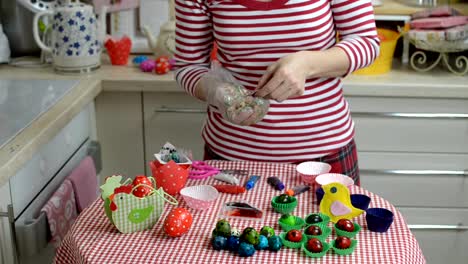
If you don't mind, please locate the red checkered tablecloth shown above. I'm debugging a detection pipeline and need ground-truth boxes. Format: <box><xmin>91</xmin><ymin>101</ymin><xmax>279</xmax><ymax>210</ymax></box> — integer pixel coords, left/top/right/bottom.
<box><xmin>55</xmin><ymin>161</ymin><xmax>426</xmax><ymax>264</ymax></box>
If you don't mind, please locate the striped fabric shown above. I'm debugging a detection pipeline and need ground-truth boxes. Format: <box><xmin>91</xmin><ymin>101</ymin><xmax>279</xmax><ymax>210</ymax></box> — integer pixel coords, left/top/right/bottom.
<box><xmin>174</xmin><ymin>0</ymin><xmax>380</xmax><ymax>162</ymax></box>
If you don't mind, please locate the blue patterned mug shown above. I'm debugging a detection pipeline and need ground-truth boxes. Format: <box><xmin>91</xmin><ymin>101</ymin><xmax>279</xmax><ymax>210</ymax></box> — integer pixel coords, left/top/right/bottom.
<box><xmin>33</xmin><ymin>0</ymin><xmax>107</xmax><ymax>73</ymax></box>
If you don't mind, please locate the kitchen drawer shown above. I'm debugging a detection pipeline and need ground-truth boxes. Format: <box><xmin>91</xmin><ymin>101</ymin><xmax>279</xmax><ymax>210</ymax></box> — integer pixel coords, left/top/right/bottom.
<box><xmin>347</xmin><ymin>96</ymin><xmax>468</xmax><ymax>153</ymax></box>
<box><xmin>9</xmin><ymin>104</ymin><xmax>92</xmax><ymax>218</ymax></box>
<box><xmin>398</xmin><ymin>207</ymin><xmax>468</xmax><ymax>264</ymax></box>
<box><xmin>358</xmin><ymin>151</ymin><xmax>468</xmax><ymax>208</ymax></box>
<box><xmin>143</xmin><ymin>92</ymin><xmax>206</xmax><ymax>166</ymax></box>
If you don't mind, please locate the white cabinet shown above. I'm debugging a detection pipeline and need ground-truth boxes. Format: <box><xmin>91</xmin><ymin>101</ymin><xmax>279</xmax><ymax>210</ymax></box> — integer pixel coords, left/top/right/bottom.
<box><xmin>143</xmin><ymin>92</ymin><xmax>206</xmax><ymax>167</ymax></box>
<box><xmin>0</xmin><ymin>183</ymin><xmax>15</xmax><ymax>264</ymax></box>
<box><xmin>95</xmin><ymin>92</ymin><xmax>145</xmax><ymax>181</ymax></box>
<box><xmin>347</xmin><ymin>95</ymin><xmax>468</xmax><ymax>264</ymax></box>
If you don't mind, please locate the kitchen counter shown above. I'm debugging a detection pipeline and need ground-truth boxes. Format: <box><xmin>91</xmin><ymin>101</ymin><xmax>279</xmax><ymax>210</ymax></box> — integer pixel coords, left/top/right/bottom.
<box><xmin>0</xmin><ymin>57</ymin><xmax>467</xmax><ymax>187</ymax></box>
<box><xmin>374</xmin><ymin>0</ymin><xmax>468</xmax><ymax>16</ymax></box>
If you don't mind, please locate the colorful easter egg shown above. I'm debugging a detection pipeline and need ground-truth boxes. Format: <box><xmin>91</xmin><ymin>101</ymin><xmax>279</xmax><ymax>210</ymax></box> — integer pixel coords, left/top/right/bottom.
<box><xmin>163</xmin><ymin>207</ymin><xmax>193</xmax><ymax>237</ymax></box>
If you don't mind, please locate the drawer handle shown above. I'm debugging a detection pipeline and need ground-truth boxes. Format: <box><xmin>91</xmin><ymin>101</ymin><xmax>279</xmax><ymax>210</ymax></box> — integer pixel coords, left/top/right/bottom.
<box><xmin>154</xmin><ymin>106</ymin><xmax>205</xmax><ymax>114</ymax></box>
<box><xmin>351</xmin><ymin>112</ymin><xmax>468</xmax><ymax>120</ymax></box>
<box><xmin>409</xmin><ymin>224</ymin><xmax>468</xmax><ymax>231</ymax></box>
<box><xmin>361</xmin><ymin>169</ymin><xmax>468</xmax><ymax>176</ymax></box>
<box><xmin>0</xmin><ymin>205</ymin><xmax>19</xmax><ymax>264</ymax></box>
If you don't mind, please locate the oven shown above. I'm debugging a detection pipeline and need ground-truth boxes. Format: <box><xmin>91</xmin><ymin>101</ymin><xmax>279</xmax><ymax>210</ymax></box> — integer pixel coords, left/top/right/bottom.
<box><xmin>0</xmin><ymin>103</ymin><xmax>101</xmax><ymax>264</ymax></box>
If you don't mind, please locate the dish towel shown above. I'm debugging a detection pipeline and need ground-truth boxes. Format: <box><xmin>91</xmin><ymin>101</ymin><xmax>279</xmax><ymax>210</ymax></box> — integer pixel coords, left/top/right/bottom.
<box><xmin>41</xmin><ymin>179</ymin><xmax>78</xmax><ymax>248</ymax></box>
<box><xmin>67</xmin><ymin>156</ymin><xmax>98</xmax><ymax>213</ymax></box>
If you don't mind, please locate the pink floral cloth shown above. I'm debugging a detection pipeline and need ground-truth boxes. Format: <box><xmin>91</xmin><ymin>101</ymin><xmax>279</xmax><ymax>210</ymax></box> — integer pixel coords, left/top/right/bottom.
<box><xmin>41</xmin><ymin>179</ymin><xmax>78</xmax><ymax>248</ymax></box>
<box><xmin>67</xmin><ymin>156</ymin><xmax>98</xmax><ymax>213</ymax></box>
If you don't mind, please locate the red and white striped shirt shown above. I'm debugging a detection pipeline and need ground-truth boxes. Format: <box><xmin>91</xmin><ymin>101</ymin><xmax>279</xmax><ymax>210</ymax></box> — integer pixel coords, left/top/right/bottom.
<box><xmin>174</xmin><ymin>0</ymin><xmax>380</xmax><ymax>162</ymax></box>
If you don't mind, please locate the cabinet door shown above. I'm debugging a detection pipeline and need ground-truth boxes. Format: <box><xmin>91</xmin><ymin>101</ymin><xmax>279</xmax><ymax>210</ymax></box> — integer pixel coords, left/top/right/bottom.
<box><xmin>95</xmin><ymin>92</ymin><xmax>145</xmax><ymax>180</ymax></box>
<box><xmin>143</xmin><ymin>92</ymin><xmax>206</xmax><ymax>169</ymax></box>
<box><xmin>0</xmin><ymin>183</ymin><xmax>14</xmax><ymax>264</ymax></box>
<box><xmin>358</xmin><ymin>151</ymin><xmax>468</xmax><ymax>208</ymax></box>
<box><xmin>347</xmin><ymin>96</ymin><xmax>468</xmax><ymax>153</ymax></box>
<box><xmin>399</xmin><ymin>207</ymin><xmax>468</xmax><ymax>264</ymax></box>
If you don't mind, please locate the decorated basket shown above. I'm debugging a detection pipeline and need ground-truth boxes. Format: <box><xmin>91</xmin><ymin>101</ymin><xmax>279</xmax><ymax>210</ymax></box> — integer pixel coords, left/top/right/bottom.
<box><xmin>100</xmin><ymin>175</ymin><xmax>178</xmax><ymax>233</ymax></box>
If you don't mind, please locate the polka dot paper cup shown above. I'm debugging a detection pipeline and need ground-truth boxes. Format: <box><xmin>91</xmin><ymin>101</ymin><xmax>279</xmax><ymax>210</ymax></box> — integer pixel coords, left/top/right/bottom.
<box><xmin>180</xmin><ymin>185</ymin><xmax>219</xmax><ymax>210</ymax></box>
<box><xmin>149</xmin><ymin>160</ymin><xmax>191</xmax><ymax>195</ymax></box>
<box><xmin>296</xmin><ymin>162</ymin><xmax>332</xmax><ymax>185</ymax></box>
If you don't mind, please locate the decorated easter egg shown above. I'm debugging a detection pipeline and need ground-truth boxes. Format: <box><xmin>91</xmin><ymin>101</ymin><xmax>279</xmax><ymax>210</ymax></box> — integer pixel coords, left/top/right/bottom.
<box><xmin>163</xmin><ymin>207</ymin><xmax>193</xmax><ymax>237</ymax></box>
<box><xmin>238</xmin><ymin>242</ymin><xmax>256</xmax><ymax>257</ymax></box>
<box><xmin>214</xmin><ymin>219</ymin><xmax>231</xmax><ymax>237</ymax></box>
<box><xmin>226</xmin><ymin>236</ymin><xmax>241</xmax><ymax>251</ymax></box>
<box><xmin>241</xmin><ymin>227</ymin><xmax>260</xmax><ymax>245</ymax></box>
<box><xmin>212</xmin><ymin>236</ymin><xmax>227</xmax><ymax>250</ymax></box>
<box><xmin>260</xmin><ymin>226</ymin><xmax>275</xmax><ymax>238</ymax></box>
<box><xmin>255</xmin><ymin>235</ymin><xmax>269</xmax><ymax>250</ymax></box>
<box><xmin>155</xmin><ymin>60</ymin><xmax>170</xmax><ymax>75</ymax></box>
<box><xmin>268</xmin><ymin>235</ymin><xmax>283</xmax><ymax>252</ymax></box>
<box><xmin>231</xmin><ymin>227</ymin><xmax>241</xmax><ymax>237</ymax></box>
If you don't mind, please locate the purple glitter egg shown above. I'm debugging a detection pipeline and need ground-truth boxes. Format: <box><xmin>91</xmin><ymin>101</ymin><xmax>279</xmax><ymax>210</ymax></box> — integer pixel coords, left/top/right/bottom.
<box><xmin>140</xmin><ymin>60</ymin><xmax>156</xmax><ymax>72</ymax></box>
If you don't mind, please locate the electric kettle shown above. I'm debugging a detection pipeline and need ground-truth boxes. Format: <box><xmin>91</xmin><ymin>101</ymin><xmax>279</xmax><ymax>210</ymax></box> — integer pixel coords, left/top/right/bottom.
<box><xmin>32</xmin><ymin>0</ymin><xmax>107</xmax><ymax>74</ymax></box>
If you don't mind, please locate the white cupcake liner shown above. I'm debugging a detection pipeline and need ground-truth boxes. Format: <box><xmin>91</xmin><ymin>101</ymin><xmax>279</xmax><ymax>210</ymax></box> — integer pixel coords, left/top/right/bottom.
<box><xmin>296</xmin><ymin>162</ymin><xmax>332</xmax><ymax>184</ymax></box>
<box><xmin>180</xmin><ymin>185</ymin><xmax>219</xmax><ymax>210</ymax></box>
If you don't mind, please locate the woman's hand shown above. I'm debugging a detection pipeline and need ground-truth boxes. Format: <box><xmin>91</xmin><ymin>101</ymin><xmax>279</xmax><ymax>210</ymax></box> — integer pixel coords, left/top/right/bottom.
<box><xmin>255</xmin><ymin>51</ymin><xmax>310</xmax><ymax>102</ymax></box>
<box><xmin>255</xmin><ymin>48</ymin><xmax>350</xmax><ymax>102</ymax></box>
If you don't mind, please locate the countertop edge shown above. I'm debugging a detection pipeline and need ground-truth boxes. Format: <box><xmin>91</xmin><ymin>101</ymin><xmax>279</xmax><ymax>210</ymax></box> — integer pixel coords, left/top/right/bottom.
<box><xmin>0</xmin><ymin>78</ymin><xmax>101</xmax><ymax>187</ymax></box>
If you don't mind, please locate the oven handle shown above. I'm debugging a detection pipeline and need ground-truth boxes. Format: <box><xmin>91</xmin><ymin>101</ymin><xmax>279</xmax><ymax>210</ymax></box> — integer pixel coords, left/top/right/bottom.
<box><xmin>0</xmin><ymin>204</ymin><xmax>19</xmax><ymax>264</ymax></box>
<box><xmin>409</xmin><ymin>224</ymin><xmax>468</xmax><ymax>231</ymax></box>
<box><xmin>351</xmin><ymin>112</ymin><xmax>468</xmax><ymax>119</ymax></box>
<box><xmin>361</xmin><ymin>169</ymin><xmax>468</xmax><ymax>176</ymax></box>
<box><xmin>154</xmin><ymin>106</ymin><xmax>206</xmax><ymax>114</ymax></box>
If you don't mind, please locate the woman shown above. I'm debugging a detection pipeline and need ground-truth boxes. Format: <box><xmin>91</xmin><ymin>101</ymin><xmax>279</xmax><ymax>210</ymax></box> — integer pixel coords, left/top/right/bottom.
<box><xmin>174</xmin><ymin>0</ymin><xmax>380</xmax><ymax>185</ymax></box>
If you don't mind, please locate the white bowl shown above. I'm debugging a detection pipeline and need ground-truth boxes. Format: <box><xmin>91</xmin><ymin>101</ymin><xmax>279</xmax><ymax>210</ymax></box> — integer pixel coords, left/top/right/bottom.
<box><xmin>296</xmin><ymin>161</ymin><xmax>332</xmax><ymax>184</ymax></box>
<box><xmin>315</xmin><ymin>173</ymin><xmax>354</xmax><ymax>187</ymax></box>
<box><xmin>180</xmin><ymin>185</ymin><xmax>219</xmax><ymax>210</ymax></box>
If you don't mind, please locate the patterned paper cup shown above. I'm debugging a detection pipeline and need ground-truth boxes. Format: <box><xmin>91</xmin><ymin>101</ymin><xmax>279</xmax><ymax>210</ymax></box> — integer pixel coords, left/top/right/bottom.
<box><xmin>366</xmin><ymin>208</ymin><xmax>394</xmax><ymax>233</ymax></box>
<box><xmin>180</xmin><ymin>185</ymin><xmax>219</xmax><ymax>210</ymax></box>
<box><xmin>302</xmin><ymin>239</ymin><xmax>330</xmax><ymax>258</ymax></box>
<box><xmin>332</xmin><ymin>238</ymin><xmax>358</xmax><ymax>256</ymax></box>
<box><xmin>351</xmin><ymin>194</ymin><xmax>371</xmax><ymax>210</ymax></box>
<box><xmin>335</xmin><ymin>222</ymin><xmax>361</xmax><ymax>238</ymax></box>
<box><xmin>304</xmin><ymin>212</ymin><xmax>330</xmax><ymax>229</ymax></box>
<box><xmin>278</xmin><ymin>216</ymin><xmax>305</xmax><ymax>232</ymax></box>
<box><xmin>279</xmin><ymin>232</ymin><xmax>308</xmax><ymax>249</ymax></box>
<box><xmin>149</xmin><ymin>160</ymin><xmax>190</xmax><ymax>195</ymax></box>
<box><xmin>271</xmin><ymin>196</ymin><xmax>298</xmax><ymax>214</ymax></box>
<box><xmin>304</xmin><ymin>224</ymin><xmax>332</xmax><ymax>241</ymax></box>
<box><xmin>296</xmin><ymin>161</ymin><xmax>332</xmax><ymax>185</ymax></box>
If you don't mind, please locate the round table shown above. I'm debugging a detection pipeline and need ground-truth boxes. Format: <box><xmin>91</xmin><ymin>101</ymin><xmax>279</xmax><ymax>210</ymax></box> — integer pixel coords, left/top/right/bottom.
<box><xmin>55</xmin><ymin>161</ymin><xmax>426</xmax><ymax>264</ymax></box>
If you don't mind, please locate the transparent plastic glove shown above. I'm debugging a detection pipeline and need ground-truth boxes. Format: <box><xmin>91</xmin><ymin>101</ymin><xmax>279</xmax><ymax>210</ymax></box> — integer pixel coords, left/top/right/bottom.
<box><xmin>199</xmin><ymin>62</ymin><xmax>269</xmax><ymax>126</ymax></box>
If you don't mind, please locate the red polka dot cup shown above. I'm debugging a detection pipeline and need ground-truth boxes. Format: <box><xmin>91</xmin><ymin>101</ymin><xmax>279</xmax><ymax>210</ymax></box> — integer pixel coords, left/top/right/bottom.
<box><xmin>149</xmin><ymin>160</ymin><xmax>190</xmax><ymax>195</ymax></box>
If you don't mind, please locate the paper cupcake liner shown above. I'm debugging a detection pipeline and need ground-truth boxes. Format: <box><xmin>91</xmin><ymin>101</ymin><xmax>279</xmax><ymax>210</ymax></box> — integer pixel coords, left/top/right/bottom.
<box><xmin>302</xmin><ymin>240</ymin><xmax>330</xmax><ymax>258</ymax></box>
<box><xmin>279</xmin><ymin>232</ymin><xmax>308</xmax><ymax>249</ymax></box>
<box><xmin>180</xmin><ymin>185</ymin><xmax>219</xmax><ymax>210</ymax></box>
<box><xmin>271</xmin><ymin>196</ymin><xmax>298</xmax><ymax>214</ymax></box>
<box><xmin>332</xmin><ymin>239</ymin><xmax>358</xmax><ymax>256</ymax></box>
<box><xmin>304</xmin><ymin>225</ymin><xmax>332</xmax><ymax>241</ymax></box>
<box><xmin>278</xmin><ymin>216</ymin><xmax>305</xmax><ymax>232</ymax></box>
<box><xmin>304</xmin><ymin>212</ymin><xmax>330</xmax><ymax>228</ymax></box>
<box><xmin>335</xmin><ymin>222</ymin><xmax>361</xmax><ymax>238</ymax></box>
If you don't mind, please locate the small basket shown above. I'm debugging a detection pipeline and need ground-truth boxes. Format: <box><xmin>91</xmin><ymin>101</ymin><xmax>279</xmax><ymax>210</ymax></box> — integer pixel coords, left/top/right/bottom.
<box><xmin>353</xmin><ymin>28</ymin><xmax>400</xmax><ymax>75</ymax></box>
<box><xmin>302</xmin><ymin>240</ymin><xmax>331</xmax><ymax>258</ymax></box>
<box><xmin>149</xmin><ymin>159</ymin><xmax>191</xmax><ymax>195</ymax></box>
<box><xmin>332</xmin><ymin>239</ymin><xmax>358</xmax><ymax>256</ymax></box>
<box><xmin>278</xmin><ymin>216</ymin><xmax>305</xmax><ymax>232</ymax></box>
<box><xmin>180</xmin><ymin>185</ymin><xmax>219</xmax><ymax>210</ymax></box>
<box><xmin>335</xmin><ymin>222</ymin><xmax>361</xmax><ymax>238</ymax></box>
<box><xmin>279</xmin><ymin>232</ymin><xmax>308</xmax><ymax>249</ymax></box>
<box><xmin>304</xmin><ymin>224</ymin><xmax>332</xmax><ymax>241</ymax></box>
<box><xmin>271</xmin><ymin>196</ymin><xmax>298</xmax><ymax>214</ymax></box>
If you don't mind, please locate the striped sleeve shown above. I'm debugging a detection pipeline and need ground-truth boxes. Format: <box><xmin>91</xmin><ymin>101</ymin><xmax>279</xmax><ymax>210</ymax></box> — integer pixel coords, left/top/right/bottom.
<box><xmin>331</xmin><ymin>0</ymin><xmax>380</xmax><ymax>74</ymax></box>
<box><xmin>173</xmin><ymin>0</ymin><xmax>214</xmax><ymax>96</ymax></box>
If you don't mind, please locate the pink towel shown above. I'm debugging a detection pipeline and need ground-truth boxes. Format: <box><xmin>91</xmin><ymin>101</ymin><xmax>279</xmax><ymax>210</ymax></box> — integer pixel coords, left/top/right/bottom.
<box><xmin>41</xmin><ymin>179</ymin><xmax>78</xmax><ymax>248</ymax></box>
<box><xmin>68</xmin><ymin>156</ymin><xmax>98</xmax><ymax>213</ymax></box>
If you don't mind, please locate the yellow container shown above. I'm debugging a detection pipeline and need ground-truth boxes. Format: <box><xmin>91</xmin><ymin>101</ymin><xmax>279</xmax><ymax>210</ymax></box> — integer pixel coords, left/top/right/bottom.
<box><xmin>353</xmin><ymin>28</ymin><xmax>400</xmax><ymax>75</ymax></box>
